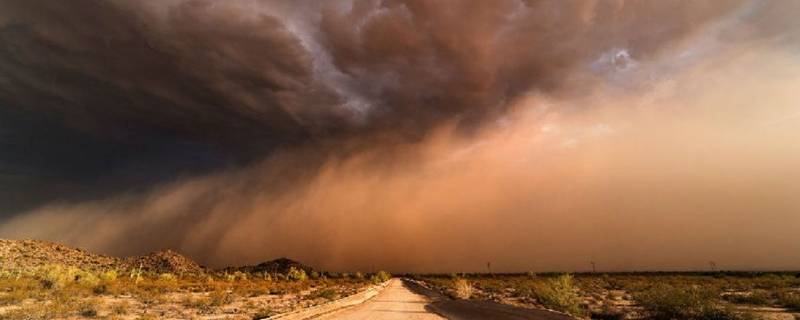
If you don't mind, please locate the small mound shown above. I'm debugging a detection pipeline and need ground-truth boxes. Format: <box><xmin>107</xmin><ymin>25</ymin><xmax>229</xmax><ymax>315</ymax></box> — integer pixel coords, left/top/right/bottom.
<box><xmin>123</xmin><ymin>250</ymin><xmax>205</xmax><ymax>274</ymax></box>
<box><xmin>228</xmin><ymin>257</ymin><xmax>314</xmax><ymax>274</ymax></box>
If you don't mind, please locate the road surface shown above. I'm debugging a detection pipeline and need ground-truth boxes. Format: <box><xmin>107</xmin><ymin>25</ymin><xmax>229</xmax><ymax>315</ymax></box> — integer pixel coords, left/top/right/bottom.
<box><xmin>316</xmin><ymin>279</ymin><xmax>575</xmax><ymax>320</ymax></box>
<box><xmin>317</xmin><ymin>278</ymin><xmax>444</xmax><ymax>319</ymax></box>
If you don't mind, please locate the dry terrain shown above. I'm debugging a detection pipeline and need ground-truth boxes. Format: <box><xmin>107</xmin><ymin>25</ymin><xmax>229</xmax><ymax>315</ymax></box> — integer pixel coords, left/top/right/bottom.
<box><xmin>4</xmin><ymin>240</ymin><xmax>800</xmax><ymax>320</ymax></box>
<box><xmin>0</xmin><ymin>239</ymin><xmax>386</xmax><ymax>319</ymax></box>
<box><xmin>415</xmin><ymin>273</ymin><xmax>800</xmax><ymax>320</ymax></box>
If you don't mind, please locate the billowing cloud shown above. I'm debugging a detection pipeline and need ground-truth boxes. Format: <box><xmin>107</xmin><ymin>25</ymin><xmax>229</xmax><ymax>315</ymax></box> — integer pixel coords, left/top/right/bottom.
<box><xmin>1</xmin><ymin>0</ymin><xmax>799</xmax><ymax>271</ymax></box>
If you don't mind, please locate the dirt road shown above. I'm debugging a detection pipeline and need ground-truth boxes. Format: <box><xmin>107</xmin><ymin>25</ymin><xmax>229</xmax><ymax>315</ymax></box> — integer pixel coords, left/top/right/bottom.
<box><xmin>316</xmin><ymin>279</ymin><xmax>575</xmax><ymax>320</ymax></box>
<box><xmin>316</xmin><ymin>278</ymin><xmax>443</xmax><ymax>319</ymax></box>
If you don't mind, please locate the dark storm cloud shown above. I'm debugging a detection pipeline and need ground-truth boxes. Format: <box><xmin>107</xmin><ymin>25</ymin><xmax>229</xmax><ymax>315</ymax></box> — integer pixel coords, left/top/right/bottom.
<box><xmin>0</xmin><ymin>0</ymin><xmax>741</xmax><ymax>216</ymax></box>
<box><xmin>9</xmin><ymin>0</ymin><xmax>800</xmax><ymax>271</ymax></box>
<box><xmin>0</xmin><ymin>0</ymin><xmax>746</xmax><ymax>148</ymax></box>
<box><xmin>0</xmin><ymin>0</ymin><xmax>337</xmax><ymax>146</ymax></box>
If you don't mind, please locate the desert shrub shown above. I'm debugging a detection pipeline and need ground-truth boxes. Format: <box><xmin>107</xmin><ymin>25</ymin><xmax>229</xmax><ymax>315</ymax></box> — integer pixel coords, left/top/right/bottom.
<box><xmin>513</xmin><ymin>284</ymin><xmax>533</xmax><ymax>298</ymax></box>
<box><xmin>99</xmin><ymin>269</ymin><xmax>118</xmax><ymax>281</ymax></box>
<box><xmin>159</xmin><ymin>273</ymin><xmax>177</xmax><ymax>282</ymax></box>
<box><xmin>78</xmin><ymin>304</ymin><xmax>98</xmax><ymax>317</ymax></box>
<box><xmin>635</xmin><ymin>284</ymin><xmax>755</xmax><ymax>320</ymax></box>
<box><xmin>591</xmin><ymin>305</ymin><xmax>627</xmax><ymax>320</ymax></box>
<box><xmin>252</xmin><ymin>308</ymin><xmax>274</xmax><ymax>319</ymax></box>
<box><xmin>376</xmin><ymin>271</ymin><xmax>391</xmax><ymax>283</ymax></box>
<box><xmin>111</xmin><ymin>301</ymin><xmax>129</xmax><ymax>315</ymax></box>
<box><xmin>0</xmin><ymin>277</ymin><xmax>42</xmax><ymax>305</ymax></box>
<box><xmin>5</xmin><ymin>292</ymin><xmax>85</xmax><ymax>320</ymax></box>
<box><xmin>451</xmin><ymin>278</ymin><xmax>474</xmax><ymax>299</ymax></box>
<box><xmin>723</xmin><ymin>290</ymin><xmax>772</xmax><ymax>306</ymax></box>
<box><xmin>224</xmin><ymin>272</ymin><xmax>237</xmax><ymax>282</ymax></box>
<box><xmin>354</xmin><ymin>272</ymin><xmax>364</xmax><ymax>280</ymax></box>
<box><xmin>209</xmin><ymin>286</ymin><xmax>234</xmax><ymax>306</ymax></box>
<box><xmin>310</xmin><ymin>271</ymin><xmax>320</xmax><ymax>280</ymax></box>
<box><xmin>37</xmin><ymin>265</ymin><xmax>101</xmax><ymax>290</ymax></box>
<box><xmin>369</xmin><ymin>274</ymin><xmax>381</xmax><ymax>284</ymax></box>
<box><xmin>287</xmin><ymin>267</ymin><xmax>307</xmax><ymax>281</ymax></box>
<box><xmin>233</xmin><ymin>271</ymin><xmax>249</xmax><ymax>281</ymax></box>
<box><xmin>182</xmin><ymin>295</ymin><xmax>212</xmax><ymax>310</ymax></box>
<box><xmin>92</xmin><ymin>284</ymin><xmax>108</xmax><ymax>294</ymax></box>
<box><xmin>312</xmin><ymin>288</ymin><xmax>339</xmax><ymax>301</ymax></box>
<box><xmin>135</xmin><ymin>288</ymin><xmax>166</xmax><ymax>306</ymax></box>
<box><xmin>777</xmin><ymin>291</ymin><xmax>800</xmax><ymax>311</ymax></box>
<box><xmin>534</xmin><ymin>274</ymin><xmax>585</xmax><ymax>317</ymax></box>
<box><xmin>0</xmin><ymin>288</ymin><xmax>31</xmax><ymax>305</ymax></box>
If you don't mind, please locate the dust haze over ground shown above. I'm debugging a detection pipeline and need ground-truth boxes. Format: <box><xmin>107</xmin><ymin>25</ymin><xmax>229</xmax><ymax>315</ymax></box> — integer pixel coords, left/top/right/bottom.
<box><xmin>1</xmin><ymin>0</ymin><xmax>799</xmax><ymax>272</ymax></box>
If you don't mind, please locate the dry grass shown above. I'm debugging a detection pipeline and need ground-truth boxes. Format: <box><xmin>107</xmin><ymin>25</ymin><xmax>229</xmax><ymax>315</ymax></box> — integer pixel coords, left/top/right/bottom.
<box><xmin>417</xmin><ymin>272</ymin><xmax>800</xmax><ymax>319</ymax></box>
<box><xmin>0</xmin><ymin>264</ymin><xmax>378</xmax><ymax>319</ymax></box>
<box><xmin>451</xmin><ymin>278</ymin><xmax>474</xmax><ymax>299</ymax></box>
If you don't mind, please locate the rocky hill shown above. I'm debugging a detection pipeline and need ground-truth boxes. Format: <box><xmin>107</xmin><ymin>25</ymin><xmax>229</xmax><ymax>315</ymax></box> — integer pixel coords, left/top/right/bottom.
<box><xmin>224</xmin><ymin>257</ymin><xmax>314</xmax><ymax>274</ymax></box>
<box><xmin>0</xmin><ymin>239</ymin><xmax>315</xmax><ymax>277</ymax></box>
<box><xmin>0</xmin><ymin>239</ymin><xmax>203</xmax><ymax>274</ymax></box>
<box><xmin>122</xmin><ymin>249</ymin><xmax>205</xmax><ymax>274</ymax></box>
<box><xmin>0</xmin><ymin>239</ymin><xmax>118</xmax><ymax>271</ymax></box>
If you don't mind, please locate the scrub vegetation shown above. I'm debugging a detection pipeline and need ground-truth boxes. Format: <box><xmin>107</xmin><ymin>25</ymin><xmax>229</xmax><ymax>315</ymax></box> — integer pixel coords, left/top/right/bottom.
<box><xmin>0</xmin><ymin>240</ymin><xmax>391</xmax><ymax>319</ymax></box>
<box><xmin>414</xmin><ymin>272</ymin><xmax>800</xmax><ymax>319</ymax></box>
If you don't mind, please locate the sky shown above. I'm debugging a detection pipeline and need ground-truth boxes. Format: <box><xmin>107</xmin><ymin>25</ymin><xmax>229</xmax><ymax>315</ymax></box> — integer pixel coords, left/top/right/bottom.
<box><xmin>1</xmin><ymin>0</ymin><xmax>799</xmax><ymax>272</ymax></box>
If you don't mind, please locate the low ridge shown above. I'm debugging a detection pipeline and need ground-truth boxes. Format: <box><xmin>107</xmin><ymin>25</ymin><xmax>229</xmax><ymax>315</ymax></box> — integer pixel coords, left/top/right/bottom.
<box><xmin>0</xmin><ymin>239</ymin><xmax>118</xmax><ymax>271</ymax></box>
<box><xmin>122</xmin><ymin>249</ymin><xmax>205</xmax><ymax>274</ymax></box>
<box><xmin>0</xmin><ymin>239</ymin><xmax>311</xmax><ymax>276</ymax></box>
<box><xmin>224</xmin><ymin>257</ymin><xmax>315</xmax><ymax>274</ymax></box>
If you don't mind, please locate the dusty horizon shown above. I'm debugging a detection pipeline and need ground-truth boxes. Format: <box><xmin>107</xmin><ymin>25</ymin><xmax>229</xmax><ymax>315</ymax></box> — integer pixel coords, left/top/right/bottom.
<box><xmin>1</xmin><ymin>0</ymin><xmax>799</xmax><ymax>273</ymax></box>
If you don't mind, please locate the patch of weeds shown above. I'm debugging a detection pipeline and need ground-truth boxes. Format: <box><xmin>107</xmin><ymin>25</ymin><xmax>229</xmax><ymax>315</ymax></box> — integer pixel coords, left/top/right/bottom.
<box><xmin>111</xmin><ymin>301</ymin><xmax>130</xmax><ymax>315</ymax></box>
<box><xmin>635</xmin><ymin>284</ymin><xmax>755</xmax><ymax>320</ymax></box>
<box><xmin>534</xmin><ymin>274</ymin><xmax>586</xmax><ymax>317</ymax></box>
<box><xmin>724</xmin><ymin>290</ymin><xmax>772</xmax><ymax>306</ymax></box>
<box><xmin>311</xmin><ymin>288</ymin><xmax>339</xmax><ymax>301</ymax></box>
<box><xmin>450</xmin><ymin>278</ymin><xmax>473</xmax><ymax>299</ymax></box>
<box><xmin>79</xmin><ymin>307</ymin><xmax>98</xmax><ymax>317</ymax></box>
<box><xmin>252</xmin><ymin>308</ymin><xmax>275</xmax><ymax>320</ymax></box>
<box><xmin>777</xmin><ymin>291</ymin><xmax>800</xmax><ymax>311</ymax></box>
<box><xmin>287</xmin><ymin>267</ymin><xmax>307</xmax><ymax>281</ymax></box>
<box><xmin>209</xmin><ymin>286</ymin><xmax>234</xmax><ymax>306</ymax></box>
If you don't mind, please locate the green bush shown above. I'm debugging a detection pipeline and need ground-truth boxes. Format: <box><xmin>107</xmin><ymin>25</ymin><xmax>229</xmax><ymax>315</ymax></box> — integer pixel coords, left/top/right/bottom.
<box><xmin>38</xmin><ymin>265</ymin><xmax>100</xmax><ymax>289</ymax></box>
<box><xmin>287</xmin><ymin>267</ymin><xmax>307</xmax><ymax>281</ymax></box>
<box><xmin>375</xmin><ymin>271</ymin><xmax>391</xmax><ymax>283</ymax></box>
<box><xmin>99</xmin><ymin>269</ymin><xmax>118</xmax><ymax>282</ymax></box>
<box><xmin>159</xmin><ymin>273</ymin><xmax>177</xmax><ymax>282</ymax></box>
<box><xmin>533</xmin><ymin>274</ymin><xmax>585</xmax><ymax>317</ymax></box>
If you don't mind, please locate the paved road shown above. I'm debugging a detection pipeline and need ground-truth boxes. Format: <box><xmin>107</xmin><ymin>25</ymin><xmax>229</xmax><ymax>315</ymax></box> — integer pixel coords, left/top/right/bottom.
<box><xmin>316</xmin><ymin>278</ymin><xmax>444</xmax><ymax>320</ymax></box>
<box><xmin>316</xmin><ymin>279</ymin><xmax>575</xmax><ymax>320</ymax></box>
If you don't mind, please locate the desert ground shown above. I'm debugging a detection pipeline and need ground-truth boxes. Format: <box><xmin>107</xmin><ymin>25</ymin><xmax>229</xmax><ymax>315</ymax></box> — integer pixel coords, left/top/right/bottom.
<box><xmin>414</xmin><ymin>273</ymin><xmax>800</xmax><ymax>320</ymax></box>
<box><xmin>2</xmin><ymin>240</ymin><xmax>800</xmax><ymax>320</ymax></box>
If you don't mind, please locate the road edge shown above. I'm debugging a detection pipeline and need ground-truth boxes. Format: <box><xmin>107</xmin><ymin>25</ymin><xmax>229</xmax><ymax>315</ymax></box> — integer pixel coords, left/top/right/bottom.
<box><xmin>267</xmin><ymin>280</ymin><xmax>392</xmax><ymax>320</ymax></box>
